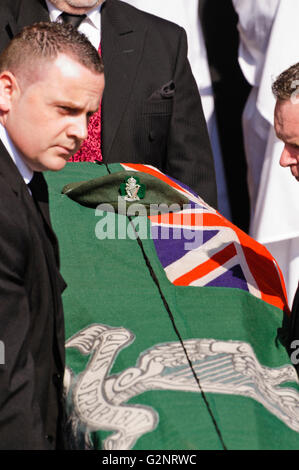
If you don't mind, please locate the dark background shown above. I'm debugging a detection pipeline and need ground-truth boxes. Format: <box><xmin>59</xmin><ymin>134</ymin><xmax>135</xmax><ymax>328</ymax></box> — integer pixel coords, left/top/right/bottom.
<box><xmin>199</xmin><ymin>0</ymin><xmax>251</xmax><ymax>232</ymax></box>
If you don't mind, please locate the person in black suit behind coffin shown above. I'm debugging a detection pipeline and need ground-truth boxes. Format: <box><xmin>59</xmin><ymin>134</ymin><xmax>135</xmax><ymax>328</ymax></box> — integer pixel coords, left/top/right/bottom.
<box><xmin>0</xmin><ymin>21</ymin><xmax>104</xmax><ymax>449</ymax></box>
<box><xmin>1</xmin><ymin>0</ymin><xmax>218</xmax><ymax>208</ymax></box>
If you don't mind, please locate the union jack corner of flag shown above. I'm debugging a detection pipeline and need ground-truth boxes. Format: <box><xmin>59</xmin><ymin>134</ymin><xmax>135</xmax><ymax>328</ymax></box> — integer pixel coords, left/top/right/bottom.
<box><xmin>122</xmin><ymin>163</ymin><xmax>289</xmax><ymax>316</ymax></box>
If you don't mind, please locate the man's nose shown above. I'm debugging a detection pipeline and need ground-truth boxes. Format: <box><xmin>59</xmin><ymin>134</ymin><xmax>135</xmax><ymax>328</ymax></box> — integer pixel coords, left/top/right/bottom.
<box><xmin>280</xmin><ymin>145</ymin><xmax>298</xmax><ymax>167</ymax></box>
<box><xmin>67</xmin><ymin>116</ymin><xmax>88</xmax><ymax>142</ymax></box>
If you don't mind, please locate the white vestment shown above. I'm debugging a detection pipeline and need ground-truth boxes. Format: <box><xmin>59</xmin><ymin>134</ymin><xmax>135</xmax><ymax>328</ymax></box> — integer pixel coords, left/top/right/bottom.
<box><xmin>233</xmin><ymin>0</ymin><xmax>299</xmax><ymax>306</ymax></box>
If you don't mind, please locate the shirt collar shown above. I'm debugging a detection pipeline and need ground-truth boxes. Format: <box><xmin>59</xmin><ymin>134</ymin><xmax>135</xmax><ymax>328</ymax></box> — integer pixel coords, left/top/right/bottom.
<box><xmin>46</xmin><ymin>0</ymin><xmax>103</xmax><ymax>30</ymax></box>
<box><xmin>0</xmin><ymin>123</ymin><xmax>33</xmax><ymax>184</ymax></box>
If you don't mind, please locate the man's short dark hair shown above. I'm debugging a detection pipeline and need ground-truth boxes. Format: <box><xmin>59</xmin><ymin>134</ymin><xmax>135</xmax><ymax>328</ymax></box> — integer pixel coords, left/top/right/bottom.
<box><xmin>0</xmin><ymin>21</ymin><xmax>104</xmax><ymax>77</ymax></box>
<box><xmin>272</xmin><ymin>62</ymin><xmax>299</xmax><ymax>100</ymax></box>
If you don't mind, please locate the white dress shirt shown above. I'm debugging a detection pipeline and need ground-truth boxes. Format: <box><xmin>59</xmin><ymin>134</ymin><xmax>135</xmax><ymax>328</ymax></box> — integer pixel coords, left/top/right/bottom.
<box><xmin>0</xmin><ymin>123</ymin><xmax>33</xmax><ymax>185</ymax></box>
<box><xmin>46</xmin><ymin>0</ymin><xmax>103</xmax><ymax>50</ymax></box>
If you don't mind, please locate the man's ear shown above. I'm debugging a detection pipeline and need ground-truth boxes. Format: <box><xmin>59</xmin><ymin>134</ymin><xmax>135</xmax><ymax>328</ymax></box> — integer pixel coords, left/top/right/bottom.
<box><xmin>0</xmin><ymin>71</ymin><xmax>19</xmax><ymax>112</ymax></box>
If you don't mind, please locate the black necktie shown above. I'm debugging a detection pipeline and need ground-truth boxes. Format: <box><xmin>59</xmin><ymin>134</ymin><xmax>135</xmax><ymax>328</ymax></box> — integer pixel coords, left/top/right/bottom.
<box><xmin>28</xmin><ymin>172</ymin><xmax>48</xmax><ymax>209</ymax></box>
<box><xmin>28</xmin><ymin>173</ymin><xmax>61</xmax><ymax>268</ymax></box>
<box><xmin>28</xmin><ymin>172</ymin><xmax>41</xmax><ymax>199</ymax></box>
<box><xmin>60</xmin><ymin>12</ymin><xmax>86</xmax><ymax>28</ymax></box>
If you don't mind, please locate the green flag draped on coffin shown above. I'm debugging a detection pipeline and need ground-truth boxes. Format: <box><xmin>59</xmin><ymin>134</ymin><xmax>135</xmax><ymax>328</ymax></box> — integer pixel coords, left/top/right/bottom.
<box><xmin>45</xmin><ymin>163</ymin><xmax>299</xmax><ymax>450</ymax></box>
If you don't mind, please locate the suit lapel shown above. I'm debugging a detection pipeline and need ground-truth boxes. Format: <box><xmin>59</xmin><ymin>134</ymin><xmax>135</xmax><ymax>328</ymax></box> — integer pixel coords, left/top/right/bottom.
<box><xmin>101</xmin><ymin>0</ymin><xmax>146</xmax><ymax>160</ymax></box>
<box><xmin>2</xmin><ymin>10</ymin><xmax>17</xmax><ymax>40</ymax></box>
<box><xmin>0</xmin><ymin>140</ymin><xmax>27</xmax><ymax>197</ymax></box>
<box><xmin>0</xmin><ymin>140</ymin><xmax>59</xmax><ymax>265</ymax></box>
<box><xmin>0</xmin><ymin>140</ymin><xmax>65</xmax><ymax>368</ymax></box>
<box><xmin>15</xmin><ymin>0</ymin><xmax>49</xmax><ymax>33</ymax></box>
<box><xmin>0</xmin><ymin>141</ymin><xmax>58</xmax><ymax>277</ymax></box>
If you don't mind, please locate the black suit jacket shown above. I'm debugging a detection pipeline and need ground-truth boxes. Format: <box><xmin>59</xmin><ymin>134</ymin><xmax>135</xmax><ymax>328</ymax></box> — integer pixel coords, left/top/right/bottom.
<box><xmin>1</xmin><ymin>0</ymin><xmax>218</xmax><ymax>208</ymax></box>
<box><xmin>0</xmin><ymin>141</ymin><xmax>66</xmax><ymax>449</ymax></box>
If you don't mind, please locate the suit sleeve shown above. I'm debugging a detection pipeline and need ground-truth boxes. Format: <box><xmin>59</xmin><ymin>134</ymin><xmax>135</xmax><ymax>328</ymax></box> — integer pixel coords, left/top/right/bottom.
<box><xmin>164</xmin><ymin>28</ymin><xmax>218</xmax><ymax>208</ymax></box>
<box><xmin>0</xmin><ymin>203</ymin><xmax>49</xmax><ymax>449</ymax></box>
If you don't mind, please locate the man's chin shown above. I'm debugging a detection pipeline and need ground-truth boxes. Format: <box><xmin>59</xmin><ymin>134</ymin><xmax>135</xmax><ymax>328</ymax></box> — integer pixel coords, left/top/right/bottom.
<box><xmin>48</xmin><ymin>158</ymin><xmax>69</xmax><ymax>172</ymax></box>
<box><xmin>34</xmin><ymin>156</ymin><xmax>69</xmax><ymax>172</ymax></box>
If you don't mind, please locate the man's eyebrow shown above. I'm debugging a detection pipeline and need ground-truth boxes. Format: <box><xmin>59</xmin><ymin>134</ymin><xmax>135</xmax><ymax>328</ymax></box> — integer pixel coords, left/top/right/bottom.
<box><xmin>54</xmin><ymin>101</ymin><xmax>82</xmax><ymax>109</ymax></box>
<box><xmin>54</xmin><ymin>100</ymin><xmax>99</xmax><ymax>113</ymax></box>
<box><xmin>275</xmin><ymin>129</ymin><xmax>286</xmax><ymax>142</ymax></box>
<box><xmin>275</xmin><ymin>129</ymin><xmax>294</xmax><ymax>142</ymax></box>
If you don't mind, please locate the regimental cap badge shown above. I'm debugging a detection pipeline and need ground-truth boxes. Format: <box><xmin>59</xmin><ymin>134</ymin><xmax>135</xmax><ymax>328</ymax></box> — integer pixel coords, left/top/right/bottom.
<box><xmin>119</xmin><ymin>175</ymin><xmax>146</xmax><ymax>201</ymax></box>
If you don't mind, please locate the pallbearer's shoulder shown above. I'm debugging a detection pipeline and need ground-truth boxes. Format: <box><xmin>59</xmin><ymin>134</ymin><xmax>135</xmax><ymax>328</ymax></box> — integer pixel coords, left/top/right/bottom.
<box><xmin>109</xmin><ymin>0</ymin><xmax>184</xmax><ymax>35</ymax></box>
